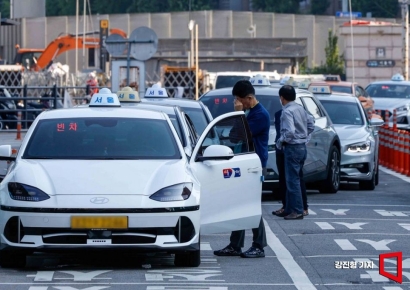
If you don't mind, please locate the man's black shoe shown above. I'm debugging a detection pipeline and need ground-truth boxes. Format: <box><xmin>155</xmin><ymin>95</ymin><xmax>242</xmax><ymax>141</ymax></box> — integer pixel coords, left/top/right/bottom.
<box><xmin>276</xmin><ymin>211</ymin><xmax>290</xmax><ymax>217</ymax></box>
<box><xmin>284</xmin><ymin>212</ymin><xmax>304</xmax><ymax>220</ymax></box>
<box><xmin>240</xmin><ymin>246</ymin><xmax>265</xmax><ymax>258</ymax></box>
<box><xmin>213</xmin><ymin>245</ymin><xmax>242</xmax><ymax>256</ymax></box>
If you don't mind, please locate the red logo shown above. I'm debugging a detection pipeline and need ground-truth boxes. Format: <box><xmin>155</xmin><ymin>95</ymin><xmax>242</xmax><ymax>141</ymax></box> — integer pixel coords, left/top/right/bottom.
<box><xmin>379</xmin><ymin>252</ymin><xmax>402</xmax><ymax>284</ymax></box>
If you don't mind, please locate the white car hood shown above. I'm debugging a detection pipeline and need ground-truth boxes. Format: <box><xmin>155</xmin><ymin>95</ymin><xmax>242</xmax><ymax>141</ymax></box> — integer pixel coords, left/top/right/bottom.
<box><xmin>373</xmin><ymin>98</ymin><xmax>410</xmax><ymax>110</ymax></box>
<box><xmin>12</xmin><ymin>159</ymin><xmax>187</xmax><ymax>196</ymax></box>
<box><xmin>333</xmin><ymin>125</ymin><xmax>367</xmax><ymax>141</ymax></box>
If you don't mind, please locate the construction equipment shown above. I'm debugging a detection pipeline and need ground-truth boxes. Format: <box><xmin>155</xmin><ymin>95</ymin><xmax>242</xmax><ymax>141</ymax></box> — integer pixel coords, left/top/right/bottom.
<box><xmin>13</xmin><ymin>28</ymin><xmax>127</xmax><ymax>71</ymax></box>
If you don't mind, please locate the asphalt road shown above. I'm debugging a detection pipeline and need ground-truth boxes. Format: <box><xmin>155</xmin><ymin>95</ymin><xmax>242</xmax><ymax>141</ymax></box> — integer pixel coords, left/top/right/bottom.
<box><xmin>0</xmin><ymin>132</ymin><xmax>409</xmax><ymax>290</ymax></box>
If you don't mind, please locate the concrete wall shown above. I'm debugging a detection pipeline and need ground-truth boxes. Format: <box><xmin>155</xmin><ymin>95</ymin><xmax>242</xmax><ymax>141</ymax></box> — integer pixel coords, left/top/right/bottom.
<box><xmin>340</xmin><ymin>24</ymin><xmax>404</xmax><ymax>87</ymax></box>
<box><xmin>20</xmin><ymin>11</ymin><xmax>398</xmax><ymax>81</ymax></box>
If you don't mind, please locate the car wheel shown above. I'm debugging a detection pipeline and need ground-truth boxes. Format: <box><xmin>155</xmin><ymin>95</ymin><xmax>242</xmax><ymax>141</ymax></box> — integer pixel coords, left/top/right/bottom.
<box><xmin>319</xmin><ymin>146</ymin><xmax>340</xmax><ymax>194</ymax></box>
<box><xmin>0</xmin><ymin>250</ymin><xmax>27</xmax><ymax>268</ymax></box>
<box><xmin>174</xmin><ymin>237</ymin><xmax>201</xmax><ymax>267</ymax></box>
<box><xmin>375</xmin><ymin>162</ymin><xmax>379</xmax><ymax>186</ymax></box>
<box><xmin>359</xmin><ymin>169</ymin><xmax>376</xmax><ymax>191</ymax></box>
<box><xmin>0</xmin><ymin>116</ymin><xmax>4</xmax><ymax>131</ymax></box>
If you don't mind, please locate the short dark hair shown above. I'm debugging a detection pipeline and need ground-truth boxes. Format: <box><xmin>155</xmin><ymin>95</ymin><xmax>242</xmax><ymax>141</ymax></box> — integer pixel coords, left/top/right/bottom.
<box><xmin>232</xmin><ymin>80</ymin><xmax>255</xmax><ymax>98</ymax></box>
<box><xmin>279</xmin><ymin>85</ymin><xmax>296</xmax><ymax>101</ymax></box>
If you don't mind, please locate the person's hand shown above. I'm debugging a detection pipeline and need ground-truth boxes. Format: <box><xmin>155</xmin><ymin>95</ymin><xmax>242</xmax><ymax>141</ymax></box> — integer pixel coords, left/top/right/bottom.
<box><xmin>234</xmin><ymin>99</ymin><xmax>243</xmax><ymax>111</ymax></box>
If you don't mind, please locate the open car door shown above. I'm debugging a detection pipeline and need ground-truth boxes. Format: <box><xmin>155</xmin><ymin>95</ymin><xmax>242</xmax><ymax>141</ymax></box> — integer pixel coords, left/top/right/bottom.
<box><xmin>190</xmin><ymin>111</ymin><xmax>262</xmax><ymax>234</ymax></box>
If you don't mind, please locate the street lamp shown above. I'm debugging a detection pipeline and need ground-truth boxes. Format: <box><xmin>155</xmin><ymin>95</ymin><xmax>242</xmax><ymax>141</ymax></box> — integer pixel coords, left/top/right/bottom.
<box><xmin>188</xmin><ymin>20</ymin><xmax>195</xmax><ymax>68</ymax></box>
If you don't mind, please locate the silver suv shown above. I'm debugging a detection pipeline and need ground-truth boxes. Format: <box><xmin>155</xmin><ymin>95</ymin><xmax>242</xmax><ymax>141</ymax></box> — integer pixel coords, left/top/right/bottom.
<box><xmin>200</xmin><ymin>80</ymin><xmax>342</xmax><ymax>194</ymax></box>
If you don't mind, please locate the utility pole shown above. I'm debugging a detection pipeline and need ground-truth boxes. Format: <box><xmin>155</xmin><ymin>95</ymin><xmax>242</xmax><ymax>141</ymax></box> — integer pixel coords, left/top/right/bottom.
<box><xmin>399</xmin><ymin>0</ymin><xmax>409</xmax><ymax>80</ymax></box>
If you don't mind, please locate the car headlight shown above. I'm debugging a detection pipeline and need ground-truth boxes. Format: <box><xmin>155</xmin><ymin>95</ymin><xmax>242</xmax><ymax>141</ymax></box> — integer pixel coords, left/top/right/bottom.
<box><xmin>347</xmin><ymin>141</ymin><xmax>371</xmax><ymax>152</ymax></box>
<box><xmin>8</xmin><ymin>182</ymin><xmax>50</xmax><ymax>201</ymax></box>
<box><xmin>396</xmin><ymin>104</ymin><xmax>410</xmax><ymax>112</ymax></box>
<box><xmin>149</xmin><ymin>183</ymin><xmax>193</xmax><ymax>202</ymax></box>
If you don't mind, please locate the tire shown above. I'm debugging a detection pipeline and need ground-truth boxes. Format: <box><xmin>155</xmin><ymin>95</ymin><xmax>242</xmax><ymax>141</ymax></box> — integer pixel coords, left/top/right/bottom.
<box><xmin>0</xmin><ymin>250</ymin><xmax>27</xmax><ymax>268</ymax></box>
<box><xmin>174</xmin><ymin>249</ymin><xmax>200</xmax><ymax>267</ymax></box>
<box><xmin>359</xmin><ymin>168</ymin><xmax>376</xmax><ymax>191</ymax></box>
<box><xmin>375</xmin><ymin>162</ymin><xmax>379</xmax><ymax>186</ymax></box>
<box><xmin>319</xmin><ymin>146</ymin><xmax>341</xmax><ymax>194</ymax></box>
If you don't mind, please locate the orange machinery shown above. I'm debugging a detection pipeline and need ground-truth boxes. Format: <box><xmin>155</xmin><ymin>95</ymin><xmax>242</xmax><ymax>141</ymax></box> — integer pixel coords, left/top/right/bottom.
<box><xmin>14</xmin><ymin>28</ymin><xmax>127</xmax><ymax>71</ymax></box>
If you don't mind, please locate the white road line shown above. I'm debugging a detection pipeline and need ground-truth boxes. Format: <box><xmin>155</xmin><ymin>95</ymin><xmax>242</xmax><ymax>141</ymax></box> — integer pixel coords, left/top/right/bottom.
<box><xmin>200</xmin><ymin>242</ymin><xmax>212</xmax><ymax>251</ymax></box>
<box><xmin>335</xmin><ymin>239</ymin><xmax>357</xmax><ymax>250</ymax></box>
<box><xmin>308</xmin><ymin>209</ymin><xmax>317</xmax><ymax>215</ymax></box>
<box><xmin>262</xmin><ymin>203</ymin><xmax>410</xmax><ymax>207</ymax></box>
<box><xmin>380</xmin><ymin>166</ymin><xmax>410</xmax><ymax>183</ymax></box>
<box><xmin>399</xmin><ymin>223</ymin><xmax>410</xmax><ymax>231</ymax></box>
<box><xmin>305</xmin><ymin>218</ymin><xmax>410</xmax><ymax>221</ymax></box>
<box><xmin>315</xmin><ymin>222</ymin><xmax>335</xmax><ymax>230</ymax></box>
<box><xmin>289</xmin><ymin>233</ymin><xmax>410</xmax><ymax>237</ymax></box>
<box><xmin>263</xmin><ymin>218</ymin><xmax>317</xmax><ymax>290</ymax></box>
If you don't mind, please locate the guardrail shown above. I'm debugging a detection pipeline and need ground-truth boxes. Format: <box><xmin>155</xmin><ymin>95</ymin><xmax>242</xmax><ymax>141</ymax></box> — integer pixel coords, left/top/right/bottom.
<box><xmin>378</xmin><ymin>109</ymin><xmax>410</xmax><ymax>177</ymax></box>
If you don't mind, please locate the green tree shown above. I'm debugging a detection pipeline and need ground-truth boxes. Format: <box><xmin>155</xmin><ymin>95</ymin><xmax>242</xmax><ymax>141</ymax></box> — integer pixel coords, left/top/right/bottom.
<box><xmin>303</xmin><ymin>29</ymin><xmax>344</xmax><ymax>75</ymax></box>
<box><xmin>252</xmin><ymin>0</ymin><xmax>300</xmax><ymax>14</ymax></box>
<box><xmin>310</xmin><ymin>0</ymin><xmax>329</xmax><ymax>15</ymax></box>
<box><xmin>351</xmin><ymin>0</ymin><xmax>398</xmax><ymax>18</ymax></box>
<box><xmin>0</xmin><ymin>0</ymin><xmax>10</xmax><ymax>18</ymax></box>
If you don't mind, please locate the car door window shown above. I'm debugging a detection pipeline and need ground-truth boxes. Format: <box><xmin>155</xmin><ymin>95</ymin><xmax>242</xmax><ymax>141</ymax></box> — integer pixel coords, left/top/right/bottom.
<box><xmin>301</xmin><ymin>97</ymin><xmax>322</xmax><ymax>119</ymax></box>
<box><xmin>199</xmin><ymin>115</ymin><xmax>254</xmax><ymax>156</ymax></box>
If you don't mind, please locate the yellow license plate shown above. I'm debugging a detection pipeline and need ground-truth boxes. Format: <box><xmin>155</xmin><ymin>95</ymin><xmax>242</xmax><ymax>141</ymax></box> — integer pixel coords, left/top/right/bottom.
<box><xmin>71</xmin><ymin>216</ymin><xmax>128</xmax><ymax>229</ymax></box>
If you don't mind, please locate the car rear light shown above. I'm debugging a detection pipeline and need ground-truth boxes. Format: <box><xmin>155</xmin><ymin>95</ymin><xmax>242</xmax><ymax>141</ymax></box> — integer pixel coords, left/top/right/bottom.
<box><xmin>8</xmin><ymin>182</ymin><xmax>50</xmax><ymax>202</ymax></box>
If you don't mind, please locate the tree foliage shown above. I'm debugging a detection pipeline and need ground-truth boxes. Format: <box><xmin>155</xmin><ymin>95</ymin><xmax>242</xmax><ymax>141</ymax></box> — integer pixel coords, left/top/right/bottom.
<box><xmin>252</xmin><ymin>0</ymin><xmax>300</xmax><ymax>14</ymax></box>
<box><xmin>310</xmin><ymin>0</ymin><xmax>329</xmax><ymax>15</ymax></box>
<box><xmin>351</xmin><ymin>0</ymin><xmax>398</xmax><ymax>18</ymax></box>
<box><xmin>302</xmin><ymin>29</ymin><xmax>344</xmax><ymax>75</ymax></box>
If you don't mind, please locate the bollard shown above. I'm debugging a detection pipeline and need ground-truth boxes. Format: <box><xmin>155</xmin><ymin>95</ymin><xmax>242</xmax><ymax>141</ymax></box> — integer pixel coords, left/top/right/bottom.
<box><xmin>398</xmin><ymin>130</ymin><xmax>405</xmax><ymax>174</ymax></box>
<box><xmin>404</xmin><ymin>131</ymin><xmax>410</xmax><ymax>177</ymax></box>
<box><xmin>15</xmin><ymin>111</ymin><xmax>22</xmax><ymax>140</ymax></box>
<box><xmin>379</xmin><ymin>125</ymin><xmax>385</xmax><ymax>166</ymax></box>
<box><xmin>385</xmin><ymin>111</ymin><xmax>391</xmax><ymax>168</ymax></box>
<box><xmin>392</xmin><ymin>110</ymin><xmax>399</xmax><ymax>172</ymax></box>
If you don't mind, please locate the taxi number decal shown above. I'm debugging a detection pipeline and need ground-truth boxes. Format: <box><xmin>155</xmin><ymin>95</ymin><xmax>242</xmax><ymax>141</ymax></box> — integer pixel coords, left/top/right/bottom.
<box><xmin>223</xmin><ymin>168</ymin><xmax>241</xmax><ymax>178</ymax></box>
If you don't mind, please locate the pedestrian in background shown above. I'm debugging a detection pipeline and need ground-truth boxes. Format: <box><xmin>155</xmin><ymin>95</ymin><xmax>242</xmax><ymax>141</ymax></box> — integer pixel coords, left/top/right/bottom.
<box><xmin>214</xmin><ymin>80</ymin><xmax>270</xmax><ymax>258</ymax></box>
<box><xmin>275</xmin><ymin>85</ymin><xmax>314</xmax><ymax>220</ymax></box>
<box><xmin>272</xmin><ymin>108</ymin><xmax>309</xmax><ymax>217</ymax></box>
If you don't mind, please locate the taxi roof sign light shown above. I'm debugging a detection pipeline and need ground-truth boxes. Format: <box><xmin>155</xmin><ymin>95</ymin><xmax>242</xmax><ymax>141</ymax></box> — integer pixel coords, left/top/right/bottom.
<box><xmin>89</xmin><ymin>88</ymin><xmax>121</xmax><ymax>107</ymax></box>
<box><xmin>308</xmin><ymin>85</ymin><xmax>331</xmax><ymax>94</ymax></box>
<box><xmin>298</xmin><ymin>79</ymin><xmax>311</xmax><ymax>89</ymax></box>
<box><xmin>250</xmin><ymin>74</ymin><xmax>270</xmax><ymax>86</ymax></box>
<box><xmin>284</xmin><ymin>77</ymin><xmax>299</xmax><ymax>87</ymax></box>
<box><xmin>144</xmin><ymin>83</ymin><xmax>169</xmax><ymax>98</ymax></box>
<box><xmin>325</xmin><ymin>75</ymin><xmax>341</xmax><ymax>81</ymax></box>
<box><xmin>117</xmin><ymin>86</ymin><xmax>141</xmax><ymax>103</ymax></box>
<box><xmin>391</xmin><ymin>73</ymin><xmax>404</xmax><ymax>81</ymax></box>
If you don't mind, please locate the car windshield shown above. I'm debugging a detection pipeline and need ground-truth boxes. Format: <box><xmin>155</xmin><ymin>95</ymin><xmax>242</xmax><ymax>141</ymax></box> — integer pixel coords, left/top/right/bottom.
<box><xmin>215</xmin><ymin>76</ymin><xmax>251</xmax><ymax>89</ymax></box>
<box><xmin>200</xmin><ymin>94</ymin><xmax>282</xmax><ymax>125</ymax></box>
<box><xmin>330</xmin><ymin>85</ymin><xmax>352</xmax><ymax>94</ymax></box>
<box><xmin>180</xmin><ymin>107</ymin><xmax>208</xmax><ymax>134</ymax></box>
<box><xmin>366</xmin><ymin>84</ymin><xmax>410</xmax><ymax>99</ymax></box>
<box><xmin>320</xmin><ymin>100</ymin><xmax>364</xmax><ymax>125</ymax></box>
<box><xmin>23</xmin><ymin>117</ymin><xmax>181</xmax><ymax>160</ymax></box>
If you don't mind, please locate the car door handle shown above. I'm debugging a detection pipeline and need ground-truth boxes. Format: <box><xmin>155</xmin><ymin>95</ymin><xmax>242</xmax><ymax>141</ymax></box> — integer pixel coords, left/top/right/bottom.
<box><xmin>248</xmin><ymin>167</ymin><xmax>261</xmax><ymax>173</ymax></box>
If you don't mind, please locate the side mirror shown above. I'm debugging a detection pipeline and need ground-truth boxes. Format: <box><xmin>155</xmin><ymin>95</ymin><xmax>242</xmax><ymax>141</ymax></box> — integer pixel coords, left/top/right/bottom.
<box><xmin>0</xmin><ymin>145</ymin><xmax>15</xmax><ymax>161</ymax></box>
<box><xmin>196</xmin><ymin>145</ymin><xmax>234</xmax><ymax>161</ymax></box>
<box><xmin>369</xmin><ymin>118</ymin><xmax>384</xmax><ymax>127</ymax></box>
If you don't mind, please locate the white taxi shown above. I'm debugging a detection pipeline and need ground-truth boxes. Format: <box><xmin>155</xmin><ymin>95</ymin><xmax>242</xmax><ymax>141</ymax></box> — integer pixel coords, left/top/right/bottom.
<box><xmin>0</xmin><ymin>88</ymin><xmax>262</xmax><ymax>268</ymax></box>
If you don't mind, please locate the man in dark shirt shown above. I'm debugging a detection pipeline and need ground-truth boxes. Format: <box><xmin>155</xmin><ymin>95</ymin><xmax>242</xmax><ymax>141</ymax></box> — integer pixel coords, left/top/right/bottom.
<box><xmin>214</xmin><ymin>80</ymin><xmax>270</xmax><ymax>258</ymax></box>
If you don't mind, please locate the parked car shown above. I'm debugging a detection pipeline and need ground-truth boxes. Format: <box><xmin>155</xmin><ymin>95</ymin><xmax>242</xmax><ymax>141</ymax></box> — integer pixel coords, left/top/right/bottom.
<box><xmin>0</xmin><ymin>88</ymin><xmax>262</xmax><ymax>268</ymax></box>
<box><xmin>0</xmin><ymin>86</ymin><xmax>18</xmax><ymax>130</ymax></box>
<box><xmin>200</xmin><ymin>75</ymin><xmax>342</xmax><ymax>194</ymax></box>
<box><xmin>315</xmin><ymin>91</ymin><xmax>383</xmax><ymax>190</ymax></box>
<box><xmin>365</xmin><ymin>74</ymin><xmax>410</xmax><ymax>124</ymax></box>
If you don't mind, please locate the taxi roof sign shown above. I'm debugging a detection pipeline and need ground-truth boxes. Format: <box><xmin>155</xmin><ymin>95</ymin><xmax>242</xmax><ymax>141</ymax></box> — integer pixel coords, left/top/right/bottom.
<box><xmin>391</xmin><ymin>73</ymin><xmax>404</xmax><ymax>81</ymax></box>
<box><xmin>144</xmin><ymin>83</ymin><xmax>168</xmax><ymax>98</ymax></box>
<box><xmin>250</xmin><ymin>74</ymin><xmax>270</xmax><ymax>86</ymax></box>
<box><xmin>89</xmin><ymin>88</ymin><xmax>121</xmax><ymax>107</ymax></box>
<box><xmin>298</xmin><ymin>79</ymin><xmax>311</xmax><ymax>89</ymax></box>
<box><xmin>117</xmin><ymin>86</ymin><xmax>140</xmax><ymax>103</ymax></box>
<box><xmin>283</xmin><ymin>77</ymin><xmax>299</xmax><ymax>87</ymax></box>
<box><xmin>308</xmin><ymin>85</ymin><xmax>331</xmax><ymax>94</ymax></box>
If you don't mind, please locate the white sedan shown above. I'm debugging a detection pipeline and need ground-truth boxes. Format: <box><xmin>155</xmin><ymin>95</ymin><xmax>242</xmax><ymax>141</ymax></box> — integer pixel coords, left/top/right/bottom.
<box><xmin>0</xmin><ymin>89</ymin><xmax>262</xmax><ymax>268</ymax></box>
